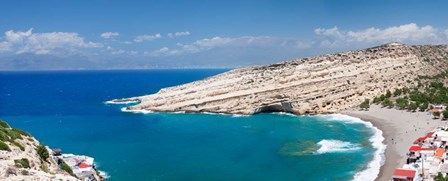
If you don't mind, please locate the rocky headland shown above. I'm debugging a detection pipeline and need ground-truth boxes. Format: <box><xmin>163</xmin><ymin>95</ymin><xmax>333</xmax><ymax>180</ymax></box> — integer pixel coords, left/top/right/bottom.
<box><xmin>111</xmin><ymin>43</ymin><xmax>448</xmax><ymax>115</ymax></box>
<box><xmin>0</xmin><ymin>120</ymin><xmax>103</xmax><ymax>180</ymax></box>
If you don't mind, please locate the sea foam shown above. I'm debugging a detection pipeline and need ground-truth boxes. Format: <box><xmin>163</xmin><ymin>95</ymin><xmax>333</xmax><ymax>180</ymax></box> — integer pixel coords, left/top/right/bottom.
<box><xmin>120</xmin><ymin>107</ymin><xmax>154</xmax><ymax>114</ymax></box>
<box><xmin>315</xmin><ymin>139</ymin><xmax>361</xmax><ymax>154</ymax></box>
<box><xmin>317</xmin><ymin>114</ymin><xmax>386</xmax><ymax>181</ymax></box>
<box><xmin>104</xmin><ymin>100</ymin><xmax>140</xmax><ymax>104</ymax></box>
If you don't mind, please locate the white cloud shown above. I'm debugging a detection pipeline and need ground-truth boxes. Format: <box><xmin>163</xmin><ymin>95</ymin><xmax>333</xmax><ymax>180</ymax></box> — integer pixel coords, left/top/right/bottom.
<box><xmin>100</xmin><ymin>32</ymin><xmax>119</xmax><ymax>39</ymax></box>
<box><xmin>314</xmin><ymin>27</ymin><xmax>344</xmax><ymax>39</ymax></box>
<box><xmin>0</xmin><ymin>28</ymin><xmax>101</xmax><ymax>55</ymax></box>
<box><xmin>0</xmin><ymin>41</ymin><xmax>11</xmax><ymax>52</ymax></box>
<box><xmin>347</xmin><ymin>23</ymin><xmax>438</xmax><ymax>42</ymax></box>
<box><xmin>314</xmin><ymin>23</ymin><xmax>443</xmax><ymax>46</ymax></box>
<box><xmin>134</xmin><ymin>33</ymin><xmax>162</xmax><ymax>42</ymax></box>
<box><xmin>148</xmin><ymin>36</ymin><xmax>277</xmax><ymax>56</ymax></box>
<box><xmin>167</xmin><ymin>31</ymin><xmax>191</xmax><ymax>38</ymax></box>
<box><xmin>129</xmin><ymin>51</ymin><xmax>138</xmax><ymax>56</ymax></box>
<box><xmin>146</xmin><ymin>47</ymin><xmax>175</xmax><ymax>56</ymax></box>
<box><xmin>111</xmin><ymin>49</ymin><xmax>125</xmax><ymax>55</ymax></box>
<box><xmin>105</xmin><ymin>45</ymin><xmax>138</xmax><ymax>56</ymax></box>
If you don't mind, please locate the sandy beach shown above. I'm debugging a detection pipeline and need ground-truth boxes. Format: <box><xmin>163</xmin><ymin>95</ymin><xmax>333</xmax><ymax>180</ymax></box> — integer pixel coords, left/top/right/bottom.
<box><xmin>346</xmin><ymin>105</ymin><xmax>446</xmax><ymax>181</ymax></box>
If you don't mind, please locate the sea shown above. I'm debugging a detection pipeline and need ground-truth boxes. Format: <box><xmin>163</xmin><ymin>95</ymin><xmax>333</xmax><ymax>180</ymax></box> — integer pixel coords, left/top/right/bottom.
<box><xmin>0</xmin><ymin>69</ymin><xmax>385</xmax><ymax>181</ymax></box>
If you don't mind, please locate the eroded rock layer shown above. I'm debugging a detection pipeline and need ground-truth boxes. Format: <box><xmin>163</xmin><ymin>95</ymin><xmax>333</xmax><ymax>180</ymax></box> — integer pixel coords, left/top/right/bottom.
<box><xmin>113</xmin><ymin>43</ymin><xmax>448</xmax><ymax>115</ymax></box>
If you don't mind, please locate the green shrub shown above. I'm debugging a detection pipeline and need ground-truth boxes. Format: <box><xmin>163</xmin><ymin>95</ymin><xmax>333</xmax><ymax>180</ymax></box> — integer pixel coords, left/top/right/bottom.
<box><xmin>385</xmin><ymin>90</ymin><xmax>392</xmax><ymax>98</ymax></box>
<box><xmin>60</xmin><ymin>162</ymin><xmax>75</xmax><ymax>177</ymax></box>
<box><xmin>372</xmin><ymin>97</ymin><xmax>380</xmax><ymax>104</ymax></box>
<box><xmin>40</xmin><ymin>163</ymin><xmax>50</xmax><ymax>173</ymax></box>
<box><xmin>20</xmin><ymin>169</ymin><xmax>29</xmax><ymax>175</ymax></box>
<box><xmin>11</xmin><ymin>128</ymin><xmax>31</xmax><ymax>137</ymax></box>
<box><xmin>435</xmin><ymin>172</ymin><xmax>448</xmax><ymax>181</ymax></box>
<box><xmin>408</xmin><ymin>102</ymin><xmax>418</xmax><ymax>111</ymax></box>
<box><xmin>381</xmin><ymin>98</ymin><xmax>394</xmax><ymax>108</ymax></box>
<box><xmin>434</xmin><ymin>112</ymin><xmax>441</xmax><ymax>118</ymax></box>
<box><xmin>36</xmin><ymin>144</ymin><xmax>49</xmax><ymax>161</ymax></box>
<box><xmin>359</xmin><ymin>99</ymin><xmax>370</xmax><ymax>110</ymax></box>
<box><xmin>393</xmin><ymin>88</ymin><xmax>402</xmax><ymax>97</ymax></box>
<box><xmin>14</xmin><ymin>158</ymin><xmax>30</xmax><ymax>168</ymax></box>
<box><xmin>443</xmin><ymin>110</ymin><xmax>448</xmax><ymax>120</ymax></box>
<box><xmin>5</xmin><ymin>129</ymin><xmax>22</xmax><ymax>140</ymax></box>
<box><xmin>11</xmin><ymin>141</ymin><xmax>25</xmax><ymax>151</ymax></box>
<box><xmin>0</xmin><ymin>120</ymin><xmax>10</xmax><ymax>128</ymax></box>
<box><xmin>419</xmin><ymin>102</ymin><xmax>428</xmax><ymax>111</ymax></box>
<box><xmin>0</xmin><ymin>141</ymin><xmax>10</xmax><ymax>151</ymax></box>
<box><xmin>0</xmin><ymin>131</ymin><xmax>9</xmax><ymax>141</ymax></box>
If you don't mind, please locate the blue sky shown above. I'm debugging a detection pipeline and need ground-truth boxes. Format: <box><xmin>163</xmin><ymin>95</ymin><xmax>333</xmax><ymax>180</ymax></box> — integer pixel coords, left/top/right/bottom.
<box><xmin>1</xmin><ymin>0</ymin><xmax>448</xmax><ymax>70</ymax></box>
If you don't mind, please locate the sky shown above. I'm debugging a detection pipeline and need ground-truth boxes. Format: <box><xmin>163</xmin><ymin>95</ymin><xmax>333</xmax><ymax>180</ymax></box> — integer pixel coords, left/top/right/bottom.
<box><xmin>1</xmin><ymin>0</ymin><xmax>448</xmax><ymax>70</ymax></box>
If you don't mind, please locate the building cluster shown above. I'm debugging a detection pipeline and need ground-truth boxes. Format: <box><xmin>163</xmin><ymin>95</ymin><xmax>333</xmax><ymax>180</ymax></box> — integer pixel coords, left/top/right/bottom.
<box><xmin>51</xmin><ymin>148</ymin><xmax>105</xmax><ymax>181</ymax></box>
<box><xmin>392</xmin><ymin>127</ymin><xmax>448</xmax><ymax>181</ymax></box>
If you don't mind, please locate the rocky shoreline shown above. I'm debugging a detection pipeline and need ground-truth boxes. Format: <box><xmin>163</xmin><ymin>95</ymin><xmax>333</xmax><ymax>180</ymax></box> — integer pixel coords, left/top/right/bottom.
<box><xmin>0</xmin><ymin>120</ymin><xmax>105</xmax><ymax>181</ymax></box>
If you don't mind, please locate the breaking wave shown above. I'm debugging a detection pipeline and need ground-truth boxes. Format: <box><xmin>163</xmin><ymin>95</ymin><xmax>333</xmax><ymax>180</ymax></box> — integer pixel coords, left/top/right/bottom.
<box><xmin>315</xmin><ymin>139</ymin><xmax>361</xmax><ymax>154</ymax></box>
<box><xmin>317</xmin><ymin>114</ymin><xmax>386</xmax><ymax>181</ymax></box>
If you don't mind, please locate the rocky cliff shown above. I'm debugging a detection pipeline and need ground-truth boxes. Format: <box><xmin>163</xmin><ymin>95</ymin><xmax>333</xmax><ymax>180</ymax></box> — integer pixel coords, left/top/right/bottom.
<box><xmin>0</xmin><ymin>120</ymin><xmax>102</xmax><ymax>180</ymax></box>
<box><xmin>112</xmin><ymin>43</ymin><xmax>448</xmax><ymax>115</ymax></box>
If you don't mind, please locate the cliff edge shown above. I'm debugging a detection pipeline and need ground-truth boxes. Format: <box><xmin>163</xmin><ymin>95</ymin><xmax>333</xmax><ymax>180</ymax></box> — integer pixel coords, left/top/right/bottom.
<box><xmin>0</xmin><ymin>120</ymin><xmax>104</xmax><ymax>180</ymax></box>
<box><xmin>111</xmin><ymin>43</ymin><xmax>448</xmax><ymax>115</ymax></box>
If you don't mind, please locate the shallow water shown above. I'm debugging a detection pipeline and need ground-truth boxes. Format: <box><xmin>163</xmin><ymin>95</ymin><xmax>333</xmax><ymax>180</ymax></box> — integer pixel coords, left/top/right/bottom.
<box><xmin>0</xmin><ymin>70</ymin><xmax>380</xmax><ymax>180</ymax></box>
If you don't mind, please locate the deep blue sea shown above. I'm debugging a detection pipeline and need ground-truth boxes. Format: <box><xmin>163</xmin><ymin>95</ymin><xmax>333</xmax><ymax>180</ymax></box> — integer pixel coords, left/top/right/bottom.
<box><xmin>0</xmin><ymin>70</ymin><xmax>384</xmax><ymax>181</ymax></box>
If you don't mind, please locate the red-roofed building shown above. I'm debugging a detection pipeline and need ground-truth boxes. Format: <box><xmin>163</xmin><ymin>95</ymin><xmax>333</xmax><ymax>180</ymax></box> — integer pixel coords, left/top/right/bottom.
<box><xmin>413</xmin><ymin>137</ymin><xmax>427</xmax><ymax>144</ymax></box>
<box><xmin>79</xmin><ymin>163</ymin><xmax>90</xmax><ymax>169</ymax></box>
<box><xmin>408</xmin><ymin>145</ymin><xmax>437</xmax><ymax>152</ymax></box>
<box><xmin>392</xmin><ymin>168</ymin><xmax>416</xmax><ymax>181</ymax></box>
<box><xmin>409</xmin><ymin>145</ymin><xmax>421</xmax><ymax>152</ymax></box>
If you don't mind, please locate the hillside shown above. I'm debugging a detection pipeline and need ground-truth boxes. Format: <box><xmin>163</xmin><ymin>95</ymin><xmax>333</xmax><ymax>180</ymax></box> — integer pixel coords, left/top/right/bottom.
<box><xmin>0</xmin><ymin>120</ymin><xmax>102</xmax><ymax>180</ymax></box>
<box><xmin>112</xmin><ymin>43</ymin><xmax>448</xmax><ymax>115</ymax></box>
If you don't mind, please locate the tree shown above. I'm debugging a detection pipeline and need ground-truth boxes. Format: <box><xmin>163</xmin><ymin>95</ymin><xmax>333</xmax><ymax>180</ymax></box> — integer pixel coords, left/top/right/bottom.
<box><xmin>385</xmin><ymin>90</ymin><xmax>392</xmax><ymax>98</ymax></box>
<box><xmin>395</xmin><ymin>98</ymin><xmax>408</xmax><ymax>110</ymax></box>
<box><xmin>408</xmin><ymin>102</ymin><xmax>418</xmax><ymax>112</ymax></box>
<box><xmin>393</xmin><ymin>88</ymin><xmax>402</xmax><ymax>97</ymax></box>
<box><xmin>433</xmin><ymin>111</ymin><xmax>441</xmax><ymax>119</ymax></box>
<box><xmin>359</xmin><ymin>99</ymin><xmax>370</xmax><ymax>110</ymax></box>
<box><xmin>419</xmin><ymin>102</ymin><xmax>428</xmax><ymax>112</ymax></box>
<box><xmin>435</xmin><ymin>172</ymin><xmax>448</xmax><ymax>181</ymax></box>
<box><xmin>382</xmin><ymin>99</ymin><xmax>394</xmax><ymax>108</ymax></box>
<box><xmin>443</xmin><ymin>110</ymin><xmax>448</xmax><ymax>120</ymax></box>
<box><xmin>36</xmin><ymin>144</ymin><xmax>49</xmax><ymax>161</ymax></box>
<box><xmin>373</xmin><ymin>97</ymin><xmax>381</xmax><ymax>104</ymax></box>
<box><xmin>379</xmin><ymin>95</ymin><xmax>385</xmax><ymax>102</ymax></box>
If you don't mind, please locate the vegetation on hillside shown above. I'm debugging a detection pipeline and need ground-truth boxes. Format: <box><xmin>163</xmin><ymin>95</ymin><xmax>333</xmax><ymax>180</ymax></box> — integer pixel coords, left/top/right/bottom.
<box><xmin>0</xmin><ymin>119</ymin><xmax>33</xmax><ymax>152</ymax></box>
<box><xmin>36</xmin><ymin>143</ymin><xmax>49</xmax><ymax>161</ymax></box>
<box><xmin>61</xmin><ymin>162</ymin><xmax>76</xmax><ymax>177</ymax></box>
<box><xmin>362</xmin><ymin>71</ymin><xmax>448</xmax><ymax>115</ymax></box>
<box><xmin>435</xmin><ymin>172</ymin><xmax>448</xmax><ymax>181</ymax></box>
<box><xmin>14</xmin><ymin>158</ymin><xmax>30</xmax><ymax>168</ymax></box>
<box><xmin>359</xmin><ymin>99</ymin><xmax>370</xmax><ymax>110</ymax></box>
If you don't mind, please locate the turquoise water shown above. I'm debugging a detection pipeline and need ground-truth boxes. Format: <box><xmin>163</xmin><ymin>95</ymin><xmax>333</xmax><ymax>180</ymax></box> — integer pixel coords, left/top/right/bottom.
<box><xmin>0</xmin><ymin>70</ymin><xmax>381</xmax><ymax>180</ymax></box>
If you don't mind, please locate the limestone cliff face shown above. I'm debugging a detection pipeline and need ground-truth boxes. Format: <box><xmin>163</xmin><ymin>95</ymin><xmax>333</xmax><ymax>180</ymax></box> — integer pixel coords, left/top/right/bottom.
<box><xmin>113</xmin><ymin>43</ymin><xmax>448</xmax><ymax>115</ymax></box>
<box><xmin>0</xmin><ymin>120</ymin><xmax>103</xmax><ymax>181</ymax></box>
<box><xmin>0</xmin><ymin>128</ymin><xmax>78</xmax><ymax>180</ymax></box>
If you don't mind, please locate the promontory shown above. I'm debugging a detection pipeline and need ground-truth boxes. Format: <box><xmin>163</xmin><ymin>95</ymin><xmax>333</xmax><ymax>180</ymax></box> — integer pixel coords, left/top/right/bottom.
<box><xmin>111</xmin><ymin>43</ymin><xmax>448</xmax><ymax>115</ymax></box>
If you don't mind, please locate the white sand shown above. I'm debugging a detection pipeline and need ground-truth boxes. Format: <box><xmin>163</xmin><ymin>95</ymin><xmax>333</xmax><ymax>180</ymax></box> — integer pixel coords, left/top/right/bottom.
<box><xmin>346</xmin><ymin>105</ymin><xmax>446</xmax><ymax>181</ymax></box>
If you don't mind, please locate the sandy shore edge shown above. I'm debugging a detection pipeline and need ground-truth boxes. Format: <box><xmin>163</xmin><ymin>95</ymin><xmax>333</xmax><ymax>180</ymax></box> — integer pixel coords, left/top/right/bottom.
<box><xmin>346</xmin><ymin>105</ymin><xmax>445</xmax><ymax>181</ymax></box>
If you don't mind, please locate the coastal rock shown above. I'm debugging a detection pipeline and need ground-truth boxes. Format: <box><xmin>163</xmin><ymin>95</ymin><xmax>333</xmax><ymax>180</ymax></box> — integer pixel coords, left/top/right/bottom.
<box><xmin>0</xmin><ymin>121</ymin><xmax>102</xmax><ymax>180</ymax></box>
<box><xmin>112</xmin><ymin>43</ymin><xmax>448</xmax><ymax>115</ymax></box>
